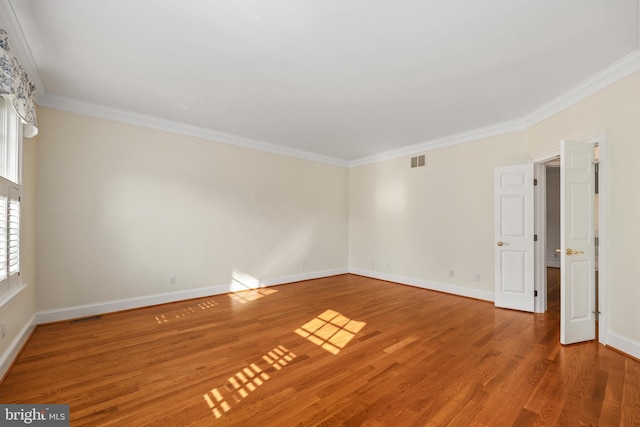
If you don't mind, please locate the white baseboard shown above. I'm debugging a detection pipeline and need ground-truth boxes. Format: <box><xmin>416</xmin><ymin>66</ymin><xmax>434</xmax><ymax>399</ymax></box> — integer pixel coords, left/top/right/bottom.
<box><xmin>261</xmin><ymin>268</ymin><xmax>347</xmax><ymax>287</ymax></box>
<box><xmin>36</xmin><ymin>268</ymin><xmax>348</xmax><ymax>324</ymax></box>
<box><xmin>36</xmin><ymin>285</ymin><xmax>230</xmax><ymax>324</ymax></box>
<box><xmin>349</xmin><ymin>268</ymin><xmax>494</xmax><ymax>302</ymax></box>
<box><xmin>0</xmin><ymin>314</ymin><xmax>36</xmax><ymax>381</ymax></box>
<box><xmin>606</xmin><ymin>331</ymin><xmax>640</xmax><ymax>360</ymax></box>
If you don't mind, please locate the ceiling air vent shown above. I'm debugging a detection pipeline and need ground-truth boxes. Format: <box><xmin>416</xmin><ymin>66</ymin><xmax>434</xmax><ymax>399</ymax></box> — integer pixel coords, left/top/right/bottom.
<box><xmin>410</xmin><ymin>155</ymin><xmax>426</xmax><ymax>168</ymax></box>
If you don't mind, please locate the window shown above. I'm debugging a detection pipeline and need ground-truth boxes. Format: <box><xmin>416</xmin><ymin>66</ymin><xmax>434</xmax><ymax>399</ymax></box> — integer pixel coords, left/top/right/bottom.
<box><xmin>0</xmin><ymin>95</ymin><xmax>22</xmax><ymax>302</ymax></box>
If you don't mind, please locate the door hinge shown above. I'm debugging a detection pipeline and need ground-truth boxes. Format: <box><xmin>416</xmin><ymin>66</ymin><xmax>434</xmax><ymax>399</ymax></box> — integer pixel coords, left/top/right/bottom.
<box><xmin>534</xmin><ymin>178</ymin><xmax>538</xmax><ymax>186</ymax></box>
<box><xmin>534</xmin><ymin>290</ymin><xmax>538</xmax><ymax>297</ymax></box>
<box><xmin>534</xmin><ymin>234</ymin><xmax>538</xmax><ymax>242</ymax></box>
<box><xmin>592</xmin><ymin>310</ymin><xmax>601</xmax><ymax>321</ymax></box>
<box><xmin>595</xmin><ymin>237</ymin><xmax>599</xmax><ymax>247</ymax></box>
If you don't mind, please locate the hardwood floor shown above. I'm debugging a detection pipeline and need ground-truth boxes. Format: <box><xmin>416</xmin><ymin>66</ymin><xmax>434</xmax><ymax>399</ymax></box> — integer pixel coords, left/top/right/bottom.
<box><xmin>1</xmin><ymin>271</ymin><xmax>638</xmax><ymax>426</ymax></box>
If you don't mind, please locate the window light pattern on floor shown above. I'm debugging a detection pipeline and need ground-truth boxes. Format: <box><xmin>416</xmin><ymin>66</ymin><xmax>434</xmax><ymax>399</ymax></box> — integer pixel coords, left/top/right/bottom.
<box><xmin>154</xmin><ymin>300</ymin><xmax>218</xmax><ymax>324</ymax></box>
<box><xmin>203</xmin><ymin>345</ymin><xmax>296</xmax><ymax>419</ymax></box>
<box><xmin>295</xmin><ymin>310</ymin><xmax>366</xmax><ymax>354</ymax></box>
<box><xmin>229</xmin><ymin>288</ymin><xmax>278</xmax><ymax>304</ymax></box>
<box><xmin>261</xmin><ymin>345</ymin><xmax>295</xmax><ymax>370</ymax></box>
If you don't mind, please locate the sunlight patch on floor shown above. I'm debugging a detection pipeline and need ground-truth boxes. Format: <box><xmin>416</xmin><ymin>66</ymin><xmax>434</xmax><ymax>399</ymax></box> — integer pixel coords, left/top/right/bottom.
<box><xmin>229</xmin><ymin>287</ymin><xmax>279</xmax><ymax>304</ymax></box>
<box><xmin>228</xmin><ymin>269</ymin><xmax>279</xmax><ymax>304</ymax></box>
<box><xmin>295</xmin><ymin>309</ymin><xmax>366</xmax><ymax>354</ymax></box>
<box><xmin>262</xmin><ymin>344</ymin><xmax>295</xmax><ymax>370</ymax></box>
<box><xmin>202</xmin><ymin>345</ymin><xmax>296</xmax><ymax>419</ymax></box>
<box><xmin>154</xmin><ymin>299</ymin><xmax>219</xmax><ymax>324</ymax></box>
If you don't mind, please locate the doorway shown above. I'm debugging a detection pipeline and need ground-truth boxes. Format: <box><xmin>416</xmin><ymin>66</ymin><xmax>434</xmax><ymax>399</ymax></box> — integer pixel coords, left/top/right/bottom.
<box><xmin>532</xmin><ymin>132</ymin><xmax>606</xmax><ymax>345</ymax></box>
<box><xmin>545</xmin><ymin>163</ymin><xmax>561</xmax><ymax>316</ymax></box>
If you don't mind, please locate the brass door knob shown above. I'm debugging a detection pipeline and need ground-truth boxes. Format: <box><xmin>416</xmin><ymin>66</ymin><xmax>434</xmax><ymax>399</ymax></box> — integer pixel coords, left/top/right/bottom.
<box><xmin>497</xmin><ymin>241</ymin><xmax>504</xmax><ymax>246</ymax></box>
<box><xmin>566</xmin><ymin>248</ymin><xmax>584</xmax><ymax>256</ymax></box>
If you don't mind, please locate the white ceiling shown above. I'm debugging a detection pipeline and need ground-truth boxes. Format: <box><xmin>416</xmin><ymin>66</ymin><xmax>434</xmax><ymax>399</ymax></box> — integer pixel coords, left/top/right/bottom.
<box><xmin>3</xmin><ymin>0</ymin><xmax>639</xmax><ymax>163</ymax></box>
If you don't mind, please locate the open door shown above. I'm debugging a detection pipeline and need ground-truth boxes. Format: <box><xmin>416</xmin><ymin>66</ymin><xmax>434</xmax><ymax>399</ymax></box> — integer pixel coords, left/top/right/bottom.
<box><xmin>494</xmin><ymin>164</ymin><xmax>535</xmax><ymax>312</ymax></box>
<box><xmin>560</xmin><ymin>140</ymin><xmax>596</xmax><ymax>344</ymax></box>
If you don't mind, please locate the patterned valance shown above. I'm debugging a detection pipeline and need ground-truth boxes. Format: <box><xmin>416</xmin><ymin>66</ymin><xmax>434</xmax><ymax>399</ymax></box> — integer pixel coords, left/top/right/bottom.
<box><xmin>0</xmin><ymin>28</ymin><xmax>38</xmax><ymax>138</ymax></box>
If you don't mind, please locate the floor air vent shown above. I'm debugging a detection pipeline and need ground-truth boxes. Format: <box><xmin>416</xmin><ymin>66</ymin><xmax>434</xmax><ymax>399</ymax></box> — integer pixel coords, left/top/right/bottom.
<box><xmin>71</xmin><ymin>315</ymin><xmax>103</xmax><ymax>324</ymax></box>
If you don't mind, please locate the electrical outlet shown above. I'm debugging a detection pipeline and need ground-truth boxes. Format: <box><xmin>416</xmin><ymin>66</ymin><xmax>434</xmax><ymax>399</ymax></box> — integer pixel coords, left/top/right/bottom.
<box><xmin>475</xmin><ymin>274</ymin><xmax>481</xmax><ymax>281</ymax></box>
<box><xmin>449</xmin><ymin>270</ymin><xmax>455</xmax><ymax>278</ymax></box>
<box><xmin>301</xmin><ymin>260</ymin><xmax>306</xmax><ymax>268</ymax></box>
<box><xmin>169</xmin><ymin>274</ymin><xmax>176</xmax><ymax>284</ymax></box>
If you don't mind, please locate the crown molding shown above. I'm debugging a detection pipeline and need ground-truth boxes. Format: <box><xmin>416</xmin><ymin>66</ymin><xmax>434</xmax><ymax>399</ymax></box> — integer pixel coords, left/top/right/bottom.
<box><xmin>39</xmin><ymin>40</ymin><xmax>640</xmax><ymax>171</ymax></box>
<box><xmin>523</xmin><ymin>49</ymin><xmax>640</xmax><ymax>128</ymax></box>
<box><xmin>31</xmin><ymin>47</ymin><xmax>640</xmax><ymax>170</ymax></box>
<box><xmin>348</xmin><ymin>48</ymin><xmax>640</xmax><ymax>168</ymax></box>
<box><xmin>6</xmin><ymin>0</ymin><xmax>639</xmax><ymax>170</ymax></box>
<box><xmin>37</xmin><ymin>93</ymin><xmax>349</xmax><ymax>168</ymax></box>
<box><xmin>348</xmin><ymin>118</ymin><xmax>528</xmax><ymax>168</ymax></box>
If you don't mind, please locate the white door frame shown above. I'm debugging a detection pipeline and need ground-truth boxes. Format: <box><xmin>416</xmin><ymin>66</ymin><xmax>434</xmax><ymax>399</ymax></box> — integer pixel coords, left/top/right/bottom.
<box><xmin>533</xmin><ymin>160</ymin><xmax>550</xmax><ymax>314</ymax></box>
<box><xmin>531</xmin><ymin>131</ymin><xmax>607</xmax><ymax>345</ymax></box>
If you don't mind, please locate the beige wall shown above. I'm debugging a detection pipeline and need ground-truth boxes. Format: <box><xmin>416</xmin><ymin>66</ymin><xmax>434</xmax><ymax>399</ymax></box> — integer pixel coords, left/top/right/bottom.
<box><xmin>35</xmin><ymin>108</ymin><xmax>348</xmax><ymax>311</ymax></box>
<box><xmin>0</xmin><ymin>137</ymin><xmax>37</xmax><ymax>359</ymax></box>
<box><xmin>349</xmin><ymin>131</ymin><xmax>529</xmax><ymax>293</ymax></box>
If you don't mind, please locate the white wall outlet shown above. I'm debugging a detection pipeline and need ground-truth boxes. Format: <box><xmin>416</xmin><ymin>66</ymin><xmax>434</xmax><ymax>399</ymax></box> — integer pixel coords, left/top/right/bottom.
<box><xmin>301</xmin><ymin>260</ymin><xmax>306</xmax><ymax>268</ymax></box>
<box><xmin>449</xmin><ymin>270</ymin><xmax>455</xmax><ymax>278</ymax></box>
<box><xmin>169</xmin><ymin>274</ymin><xmax>176</xmax><ymax>284</ymax></box>
<box><xmin>475</xmin><ymin>274</ymin><xmax>481</xmax><ymax>281</ymax></box>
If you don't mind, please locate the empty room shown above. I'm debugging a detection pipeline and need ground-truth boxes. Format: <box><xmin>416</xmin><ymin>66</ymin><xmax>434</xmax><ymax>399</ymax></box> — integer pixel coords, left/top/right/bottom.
<box><xmin>0</xmin><ymin>1</ymin><xmax>639</xmax><ymax>425</ymax></box>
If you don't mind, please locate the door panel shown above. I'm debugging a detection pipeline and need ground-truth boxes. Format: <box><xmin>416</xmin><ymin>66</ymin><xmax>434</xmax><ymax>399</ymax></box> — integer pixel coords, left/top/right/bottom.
<box><xmin>560</xmin><ymin>140</ymin><xmax>596</xmax><ymax>344</ymax></box>
<box><xmin>494</xmin><ymin>164</ymin><xmax>534</xmax><ymax>312</ymax></box>
<box><xmin>569</xmin><ymin>261</ymin><xmax>590</xmax><ymax>319</ymax></box>
<box><xmin>500</xmin><ymin>251</ymin><xmax>525</xmax><ymax>293</ymax></box>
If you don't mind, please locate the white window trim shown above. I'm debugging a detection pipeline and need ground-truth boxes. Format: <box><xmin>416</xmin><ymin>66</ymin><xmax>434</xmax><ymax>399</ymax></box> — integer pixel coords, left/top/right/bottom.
<box><xmin>0</xmin><ymin>283</ymin><xmax>27</xmax><ymax>311</ymax></box>
<box><xmin>0</xmin><ymin>96</ymin><xmax>23</xmax><ymax>308</ymax></box>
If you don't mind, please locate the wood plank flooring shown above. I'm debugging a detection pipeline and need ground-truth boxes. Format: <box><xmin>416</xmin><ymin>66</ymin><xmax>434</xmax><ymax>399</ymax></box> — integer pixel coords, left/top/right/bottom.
<box><xmin>1</xmin><ymin>270</ymin><xmax>639</xmax><ymax>426</ymax></box>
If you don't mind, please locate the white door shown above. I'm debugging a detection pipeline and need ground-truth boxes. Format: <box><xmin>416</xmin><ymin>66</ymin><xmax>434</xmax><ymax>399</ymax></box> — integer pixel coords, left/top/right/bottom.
<box><xmin>494</xmin><ymin>164</ymin><xmax>535</xmax><ymax>312</ymax></box>
<box><xmin>560</xmin><ymin>140</ymin><xmax>596</xmax><ymax>344</ymax></box>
